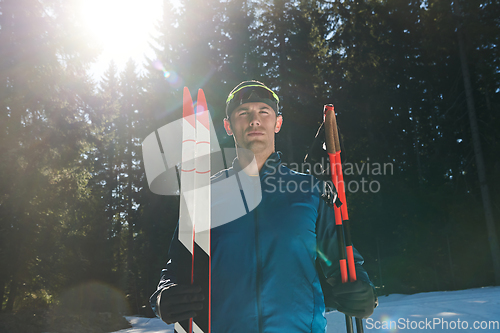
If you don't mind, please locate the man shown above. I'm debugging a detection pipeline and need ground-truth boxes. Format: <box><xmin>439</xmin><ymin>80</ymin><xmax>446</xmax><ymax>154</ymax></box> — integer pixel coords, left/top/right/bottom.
<box><xmin>150</xmin><ymin>81</ymin><xmax>376</xmax><ymax>332</ymax></box>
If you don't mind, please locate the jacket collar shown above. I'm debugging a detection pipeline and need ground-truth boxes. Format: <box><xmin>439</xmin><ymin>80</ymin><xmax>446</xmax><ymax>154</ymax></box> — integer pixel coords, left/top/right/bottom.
<box><xmin>260</xmin><ymin>151</ymin><xmax>282</xmax><ymax>177</ymax></box>
<box><xmin>231</xmin><ymin>151</ymin><xmax>282</xmax><ymax>178</ymax></box>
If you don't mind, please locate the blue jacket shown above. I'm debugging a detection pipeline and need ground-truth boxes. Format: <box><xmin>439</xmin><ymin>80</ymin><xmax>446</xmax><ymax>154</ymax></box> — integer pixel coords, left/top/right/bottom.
<box><xmin>151</xmin><ymin>152</ymin><xmax>371</xmax><ymax>332</ymax></box>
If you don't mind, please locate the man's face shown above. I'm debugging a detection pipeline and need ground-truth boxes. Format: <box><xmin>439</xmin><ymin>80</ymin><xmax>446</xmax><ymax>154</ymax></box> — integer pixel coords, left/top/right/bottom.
<box><xmin>224</xmin><ymin>102</ymin><xmax>283</xmax><ymax>155</ymax></box>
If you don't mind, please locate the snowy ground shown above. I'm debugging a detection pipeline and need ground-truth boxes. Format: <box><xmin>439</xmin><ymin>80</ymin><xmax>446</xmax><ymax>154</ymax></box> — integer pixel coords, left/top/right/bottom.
<box><xmin>326</xmin><ymin>286</ymin><xmax>500</xmax><ymax>332</ymax></box>
<box><xmin>112</xmin><ymin>286</ymin><xmax>500</xmax><ymax>332</ymax></box>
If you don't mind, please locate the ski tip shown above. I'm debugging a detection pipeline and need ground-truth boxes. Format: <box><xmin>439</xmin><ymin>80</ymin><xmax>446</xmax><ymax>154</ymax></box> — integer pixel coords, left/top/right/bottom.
<box><xmin>197</xmin><ymin>88</ymin><xmax>206</xmax><ymax>101</ymax></box>
<box><xmin>183</xmin><ymin>87</ymin><xmax>196</xmax><ymax>127</ymax></box>
<box><xmin>183</xmin><ymin>87</ymin><xmax>192</xmax><ymax>102</ymax></box>
<box><xmin>197</xmin><ymin>89</ymin><xmax>210</xmax><ymax>130</ymax></box>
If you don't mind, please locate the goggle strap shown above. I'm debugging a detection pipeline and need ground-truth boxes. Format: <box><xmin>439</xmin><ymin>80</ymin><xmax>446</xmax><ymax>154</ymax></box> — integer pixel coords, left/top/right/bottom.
<box><xmin>226</xmin><ymin>85</ymin><xmax>279</xmax><ymax>104</ymax></box>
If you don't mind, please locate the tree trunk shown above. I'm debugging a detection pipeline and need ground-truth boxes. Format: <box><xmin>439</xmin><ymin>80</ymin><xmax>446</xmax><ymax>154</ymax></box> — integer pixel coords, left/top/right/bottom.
<box><xmin>5</xmin><ymin>279</ymin><xmax>18</xmax><ymax>312</ymax></box>
<box><xmin>455</xmin><ymin>2</ymin><xmax>500</xmax><ymax>285</ymax></box>
<box><xmin>0</xmin><ymin>279</ymin><xmax>5</xmax><ymax>312</ymax></box>
<box><xmin>446</xmin><ymin>232</ymin><xmax>456</xmax><ymax>289</ymax></box>
<box><xmin>376</xmin><ymin>237</ymin><xmax>384</xmax><ymax>290</ymax></box>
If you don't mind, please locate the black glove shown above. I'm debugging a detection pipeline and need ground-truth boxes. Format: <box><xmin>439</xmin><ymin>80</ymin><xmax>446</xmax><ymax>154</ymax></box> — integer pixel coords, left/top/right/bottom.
<box><xmin>330</xmin><ymin>280</ymin><xmax>376</xmax><ymax>319</ymax></box>
<box><xmin>157</xmin><ymin>284</ymin><xmax>204</xmax><ymax>324</ymax></box>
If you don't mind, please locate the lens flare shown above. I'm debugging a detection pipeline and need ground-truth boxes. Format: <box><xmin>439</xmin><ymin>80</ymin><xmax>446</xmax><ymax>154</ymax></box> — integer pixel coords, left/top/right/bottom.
<box><xmin>378</xmin><ymin>314</ymin><xmax>399</xmax><ymax>332</ymax></box>
<box><xmin>152</xmin><ymin>59</ymin><xmax>182</xmax><ymax>87</ymax></box>
<box><xmin>317</xmin><ymin>249</ymin><xmax>332</xmax><ymax>266</ymax></box>
<box><xmin>56</xmin><ymin>281</ymin><xmax>130</xmax><ymax>314</ymax></box>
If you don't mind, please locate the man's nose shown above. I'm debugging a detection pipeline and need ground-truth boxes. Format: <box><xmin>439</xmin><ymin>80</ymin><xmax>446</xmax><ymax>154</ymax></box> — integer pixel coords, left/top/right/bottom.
<box><xmin>249</xmin><ymin>112</ymin><xmax>261</xmax><ymax>126</ymax></box>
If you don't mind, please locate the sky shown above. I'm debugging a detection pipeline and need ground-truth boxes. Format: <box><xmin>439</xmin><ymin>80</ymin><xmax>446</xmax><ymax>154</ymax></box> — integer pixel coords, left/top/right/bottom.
<box><xmin>112</xmin><ymin>287</ymin><xmax>500</xmax><ymax>333</ymax></box>
<box><xmin>79</xmin><ymin>0</ymin><xmax>165</xmax><ymax>83</ymax></box>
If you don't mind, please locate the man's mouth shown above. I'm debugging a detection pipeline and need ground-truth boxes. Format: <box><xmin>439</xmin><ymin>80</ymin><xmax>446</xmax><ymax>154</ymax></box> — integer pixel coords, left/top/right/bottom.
<box><xmin>247</xmin><ymin>131</ymin><xmax>264</xmax><ymax>136</ymax></box>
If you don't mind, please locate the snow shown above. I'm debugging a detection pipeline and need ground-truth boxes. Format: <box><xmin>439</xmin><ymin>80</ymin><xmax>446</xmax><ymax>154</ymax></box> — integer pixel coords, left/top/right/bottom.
<box><xmin>327</xmin><ymin>286</ymin><xmax>500</xmax><ymax>332</ymax></box>
<box><xmin>113</xmin><ymin>287</ymin><xmax>500</xmax><ymax>332</ymax></box>
<box><xmin>111</xmin><ymin>316</ymin><xmax>172</xmax><ymax>333</ymax></box>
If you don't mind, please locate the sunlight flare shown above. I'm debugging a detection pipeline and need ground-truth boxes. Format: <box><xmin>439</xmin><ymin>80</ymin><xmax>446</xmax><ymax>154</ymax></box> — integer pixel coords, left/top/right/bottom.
<box><xmin>79</xmin><ymin>0</ymin><xmax>162</xmax><ymax>64</ymax></box>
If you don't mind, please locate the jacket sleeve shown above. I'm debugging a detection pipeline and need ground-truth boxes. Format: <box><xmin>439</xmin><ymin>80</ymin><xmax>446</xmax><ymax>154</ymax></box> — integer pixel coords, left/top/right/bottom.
<box><xmin>315</xmin><ymin>182</ymin><xmax>372</xmax><ymax>287</ymax></box>
<box><xmin>149</xmin><ymin>225</ymin><xmax>181</xmax><ymax>318</ymax></box>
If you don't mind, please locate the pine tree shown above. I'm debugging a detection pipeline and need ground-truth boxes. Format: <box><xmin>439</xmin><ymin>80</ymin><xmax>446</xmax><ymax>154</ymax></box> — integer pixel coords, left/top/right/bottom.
<box><xmin>0</xmin><ymin>0</ymin><xmax>99</xmax><ymax>310</ymax></box>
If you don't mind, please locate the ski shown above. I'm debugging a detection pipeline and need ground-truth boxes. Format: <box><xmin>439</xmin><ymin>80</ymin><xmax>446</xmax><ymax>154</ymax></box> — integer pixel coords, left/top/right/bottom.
<box><xmin>175</xmin><ymin>87</ymin><xmax>211</xmax><ymax>333</ymax></box>
<box><xmin>193</xmin><ymin>89</ymin><xmax>211</xmax><ymax>333</ymax></box>
<box><xmin>175</xmin><ymin>87</ymin><xmax>197</xmax><ymax>333</ymax></box>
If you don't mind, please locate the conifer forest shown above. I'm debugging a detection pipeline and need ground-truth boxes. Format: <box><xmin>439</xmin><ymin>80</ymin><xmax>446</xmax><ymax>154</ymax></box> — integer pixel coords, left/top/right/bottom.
<box><xmin>1</xmin><ymin>0</ymin><xmax>499</xmax><ymax>320</ymax></box>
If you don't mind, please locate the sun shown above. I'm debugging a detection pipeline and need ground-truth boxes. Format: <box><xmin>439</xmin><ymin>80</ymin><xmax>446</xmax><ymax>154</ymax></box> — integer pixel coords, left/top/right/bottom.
<box><xmin>80</xmin><ymin>0</ymin><xmax>162</xmax><ymax>67</ymax></box>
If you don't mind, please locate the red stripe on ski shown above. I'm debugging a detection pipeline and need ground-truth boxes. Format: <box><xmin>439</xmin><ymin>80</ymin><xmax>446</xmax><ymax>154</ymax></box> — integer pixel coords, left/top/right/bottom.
<box><xmin>192</xmin><ymin>226</ymin><xmax>195</xmax><ymax>284</ymax></box>
<box><xmin>209</xmin><ymin>228</ymin><xmax>212</xmax><ymax>333</ymax></box>
<box><xmin>183</xmin><ymin>87</ymin><xmax>196</xmax><ymax>128</ymax></box>
<box><xmin>190</xmin><ymin>184</ymin><xmax>195</xmax><ymax>333</ymax></box>
<box><xmin>197</xmin><ymin>89</ymin><xmax>210</xmax><ymax>130</ymax></box>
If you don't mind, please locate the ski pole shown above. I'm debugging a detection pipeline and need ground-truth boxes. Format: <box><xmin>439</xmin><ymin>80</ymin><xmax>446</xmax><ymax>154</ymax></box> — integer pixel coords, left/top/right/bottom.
<box><xmin>324</xmin><ymin>104</ymin><xmax>364</xmax><ymax>333</ymax></box>
<box><xmin>324</xmin><ymin>105</ymin><xmax>353</xmax><ymax>333</ymax></box>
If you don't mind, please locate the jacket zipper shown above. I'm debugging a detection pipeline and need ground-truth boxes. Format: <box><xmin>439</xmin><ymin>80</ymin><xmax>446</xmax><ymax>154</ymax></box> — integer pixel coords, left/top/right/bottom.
<box><xmin>255</xmin><ymin>207</ymin><xmax>263</xmax><ymax>333</ymax></box>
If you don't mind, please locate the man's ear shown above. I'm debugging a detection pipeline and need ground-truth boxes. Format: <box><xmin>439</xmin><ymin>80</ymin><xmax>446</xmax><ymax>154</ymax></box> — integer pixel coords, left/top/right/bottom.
<box><xmin>223</xmin><ymin>118</ymin><xmax>233</xmax><ymax>136</ymax></box>
<box><xmin>275</xmin><ymin>115</ymin><xmax>283</xmax><ymax>133</ymax></box>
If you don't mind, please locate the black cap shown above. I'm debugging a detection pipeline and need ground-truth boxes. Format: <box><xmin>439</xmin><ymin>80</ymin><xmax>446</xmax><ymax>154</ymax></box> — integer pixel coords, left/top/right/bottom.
<box><xmin>225</xmin><ymin>80</ymin><xmax>280</xmax><ymax>118</ymax></box>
